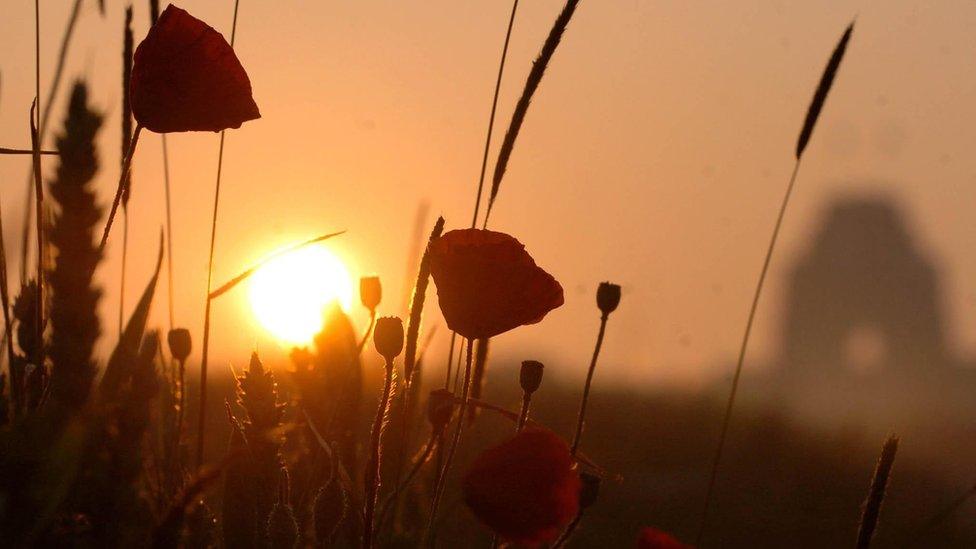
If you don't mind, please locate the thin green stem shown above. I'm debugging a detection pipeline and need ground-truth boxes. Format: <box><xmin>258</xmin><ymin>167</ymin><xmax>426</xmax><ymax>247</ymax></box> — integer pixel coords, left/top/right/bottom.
<box><xmin>119</xmin><ymin>211</ymin><xmax>128</xmax><ymax>336</ymax></box>
<box><xmin>358</xmin><ymin>311</ymin><xmax>377</xmax><ymax>351</ymax></box>
<box><xmin>570</xmin><ymin>313</ymin><xmax>609</xmax><ymax>456</ymax></box>
<box><xmin>363</xmin><ymin>359</ymin><xmax>395</xmax><ymax>549</ymax></box>
<box><xmin>21</xmin><ymin>0</ymin><xmax>83</xmax><ymax>280</ymax></box>
<box><xmin>99</xmin><ymin>125</ymin><xmax>142</xmax><ymax>253</ymax></box>
<box><xmin>471</xmin><ymin>0</ymin><xmax>520</xmax><ymax>228</ymax></box>
<box><xmin>444</xmin><ymin>332</ymin><xmax>456</xmax><ymax>389</ymax></box>
<box><xmin>162</xmin><ymin>135</ymin><xmax>175</xmax><ymax>331</ymax></box>
<box><xmin>196</xmin><ymin>0</ymin><xmax>242</xmax><ymax>469</ymax></box>
<box><xmin>516</xmin><ymin>392</ymin><xmax>531</xmax><ymax>432</ymax></box>
<box><xmin>696</xmin><ymin>159</ymin><xmax>803</xmax><ymax>546</ymax></box>
<box><xmin>425</xmin><ymin>339</ymin><xmax>474</xmax><ymax>546</ymax></box>
<box><xmin>551</xmin><ymin>510</ymin><xmax>583</xmax><ymax>548</ymax></box>
<box><xmin>0</xmin><ymin>148</ymin><xmax>57</xmax><ymax>155</ymax></box>
<box><xmin>175</xmin><ymin>358</ymin><xmax>186</xmax><ymax>451</ymax></box>
<box><xmin>376</xmin><ymin>428</ymin><xmax>441</xmax><ymax>538</ymax></box>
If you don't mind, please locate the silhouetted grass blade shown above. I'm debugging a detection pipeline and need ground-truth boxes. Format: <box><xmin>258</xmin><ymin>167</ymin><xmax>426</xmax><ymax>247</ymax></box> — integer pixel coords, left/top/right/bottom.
<box><xmin>208</xmin><ymin>231</ymin><xmax>345</xmax><ymax>300</ymax></box>
<box><xmin>404</xmin><ymin>216</ymin><xmax>444</xmax><ymax>384</ymax></box>
<box><xmin>857</xmin><ymin>435</ymin><xmax>899</xmax><ymax>549</ymax></box>
<box><xmin>796</xmin><ymin>21</ymin><xmax>854</xmax><ymax>159</ymax></box>
<box><xmin>485</xmin><ymin>0</ymin><xmax>581</xmax><ymax>226</ymax></box>
<box><xmin>99</xmin><ymin>231</ymin><xmax>163</xmax><ymax>399</ymax></box>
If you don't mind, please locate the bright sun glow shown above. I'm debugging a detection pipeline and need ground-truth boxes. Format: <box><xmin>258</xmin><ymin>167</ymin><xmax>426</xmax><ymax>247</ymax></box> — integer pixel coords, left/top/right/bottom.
<box><xmin>248</xmin><ymin>245</ymin><xmax>353</xmax><ymax>346</ymax></box>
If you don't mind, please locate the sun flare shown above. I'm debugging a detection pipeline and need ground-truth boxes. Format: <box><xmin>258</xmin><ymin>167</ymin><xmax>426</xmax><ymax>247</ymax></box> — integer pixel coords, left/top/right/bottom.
<box><xmin>248</xmin><ymin>245</ymin><xmax>353</xmax><ymax>346</ymax></box>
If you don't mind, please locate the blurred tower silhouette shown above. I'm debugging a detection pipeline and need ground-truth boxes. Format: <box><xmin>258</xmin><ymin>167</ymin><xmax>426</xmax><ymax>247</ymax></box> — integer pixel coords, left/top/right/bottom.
<box><xmin>781</xmin><ymin>195</ymin><xmax>948</xmax><ymax>376</ymax></box>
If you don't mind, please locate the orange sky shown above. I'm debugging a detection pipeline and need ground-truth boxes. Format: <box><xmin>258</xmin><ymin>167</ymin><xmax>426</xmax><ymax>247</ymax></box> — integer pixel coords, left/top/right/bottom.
<box><xmin>2</xmin><ymin>1</ymin><xmax>975</xmax><ymax>387</ymax></box>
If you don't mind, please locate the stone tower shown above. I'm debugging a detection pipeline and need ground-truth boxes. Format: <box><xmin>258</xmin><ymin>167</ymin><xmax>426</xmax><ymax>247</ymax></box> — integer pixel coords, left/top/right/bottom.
<box><xmin>781</xmin><ymin>196</ymin><xmax>947</xmax><ymax>375</ymax></box>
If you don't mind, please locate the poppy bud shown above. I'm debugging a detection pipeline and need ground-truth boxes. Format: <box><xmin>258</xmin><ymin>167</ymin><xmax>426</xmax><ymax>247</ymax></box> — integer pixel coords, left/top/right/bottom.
<box><xmin>360</xmin><ymin>276</ymin><xmax>382</xmax><ymax>313</ymax></box>
<box><xmin>579</xmin><ymin>472</ymin><xmax>601</xmax><ymax>509</ymax></box>
<box><xmin>373</xmin><ymin>316</ymin><xmax>404</xmax><ymax>362</ymax></box>
<box><xmin>519</xmin><ymin>360</ymin><xmax>544</xmax><ymax>395</ymax></box>
<box><xmin>427</xmin><ymin>388</ymin><xmax>455</xmax><ymax>430</ymax></box>
<box><xmin>168</xmin><ymin>328</ymin><xmax>192</xmax><ymax>362</ymax></box>
<box><xmin>596</xmin><ymin>282</ymin><xmax>621</xmax><ymax>316</ymax></box>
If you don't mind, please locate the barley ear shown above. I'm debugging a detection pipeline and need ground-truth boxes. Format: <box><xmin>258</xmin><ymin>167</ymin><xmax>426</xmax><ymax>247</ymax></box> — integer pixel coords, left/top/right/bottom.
<box><xmin>796</xmin><ymin>21</ymin><xmax>854</xmax><ymax>159</ymax></box>
<box><xmin>856</xmin><ymin>434</ymin><xmax>899</xmax><ymax>549</ymax></box>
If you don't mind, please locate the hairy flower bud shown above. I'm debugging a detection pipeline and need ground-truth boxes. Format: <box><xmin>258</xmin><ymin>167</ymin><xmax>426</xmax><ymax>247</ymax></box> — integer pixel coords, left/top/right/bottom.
<box><xmin>579</xmin><ymin>472</ymin><xmax>601</xmax><ymax>509</ymax></box>
<box><xmin>360</xmin><ymin>276</ymin><xmax>382</xmax><ymax>313</ymax></box>
<box><xmin>596</xmin><ymin>282</ymin><xmax>621</xmax><ymax>316</ymax></box>
<box><xmin>427</xmin><ymin>388</ymin><xmax>455</xmax><ymax>430</ymax></box>
<box><xmin>519</xmin><ymin>360</ymin><xmax>544</xmax><ymax>395</ymax></box>
<box><xmin>373</xmin><ymin>316</ymin><xmax>404</xmax><ymax>362</ymax></box>
<box><xmin>168</xmin><ymin>328</ymin><xmax>192</xmax><ymax>362</ymax></box>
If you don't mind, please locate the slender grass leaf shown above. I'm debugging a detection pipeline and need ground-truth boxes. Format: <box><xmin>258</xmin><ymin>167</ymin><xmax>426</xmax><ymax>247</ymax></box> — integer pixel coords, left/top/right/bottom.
<box><xmin>208</xmin><ymin>231</ymin><xmax>344</xmax><ymax>300</ymax></box>
<box><xmin>100</xmin><ymin>230</ymin><xmax>164</xmax><ymax>399</ymax></box>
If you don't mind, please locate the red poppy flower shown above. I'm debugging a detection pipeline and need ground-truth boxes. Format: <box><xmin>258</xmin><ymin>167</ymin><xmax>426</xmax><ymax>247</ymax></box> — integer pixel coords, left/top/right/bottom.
<box><xmin>130</xmin><ymin>5</ymin><xmax>260</xmax><ymax>133</ymax></box>
<box><xmin>428</xmin><ymin>229</ymin><xmax>563</xmax><ymax>340</ymax></box>
<box><xmin>636</xmin><ymin>527</ymin><xmax>694</xmax><ymax>549</ymax></box>
<box><xmin>462</xmin><ymin>428</ymin><xmax>580</xmax><ymax>546</ymax></box>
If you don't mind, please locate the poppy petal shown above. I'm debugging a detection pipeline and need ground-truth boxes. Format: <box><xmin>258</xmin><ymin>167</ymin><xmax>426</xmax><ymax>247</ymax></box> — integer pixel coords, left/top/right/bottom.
<box><xmin>131</xmin><ymin>5</ymin><xmax>260</xmax><ymax>133</ymax></box>
<box><xmin>463</xmin><ymin>428</ymin><xmax>580</xmax><ymax>546</ymax></box>
<box><xmin>429</xmin><ymin>229</ymin><xmax>563</xmax><ymax>340</ymax></box>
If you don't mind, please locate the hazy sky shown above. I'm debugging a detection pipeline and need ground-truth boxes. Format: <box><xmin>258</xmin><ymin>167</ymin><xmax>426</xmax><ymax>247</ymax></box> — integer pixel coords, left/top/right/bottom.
<box><xmin>2</xmin><ymin>1</ymin><xmax>975</xmax><ymax>387</ymax></box>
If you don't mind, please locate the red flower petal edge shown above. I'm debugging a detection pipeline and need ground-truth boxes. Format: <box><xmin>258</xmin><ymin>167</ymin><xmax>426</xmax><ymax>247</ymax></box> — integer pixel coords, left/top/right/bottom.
<box><xmin>463</xmin><ymin>428</ymin><xmax>580</xmax><ymax>546</ymax></box>
<box><xmin>429</xmin><ymin>229</ymin><xmax>563</xmax><ymax>340</ymax></box>
<box><xmin>131</xmin><ymin>4</ymin><xmax>260</xmax><ymax>133</ymax></box>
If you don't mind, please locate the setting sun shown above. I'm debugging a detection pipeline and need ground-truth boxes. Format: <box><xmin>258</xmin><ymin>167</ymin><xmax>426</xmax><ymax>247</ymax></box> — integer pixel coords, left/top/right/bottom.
<box><xmin>248</xmin><ymin>245</ymin><xmax>353</xmax><ymax>346</ymax></box>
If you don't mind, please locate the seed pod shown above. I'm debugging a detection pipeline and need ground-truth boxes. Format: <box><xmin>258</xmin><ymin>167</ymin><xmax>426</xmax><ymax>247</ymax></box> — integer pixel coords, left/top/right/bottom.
<box><xmin>168</xmin><ymin>328</ymin><xmax>192</xmax><ymax>362</ymax></box>
<box><xmin>519</xmin><ymin>360</ymin><xmax>544</xmax><ymax>395</ymax></box>
<box><xmin>373</xmin><ymin>316</ymin><xmax>404</xmax><ymax>362</ymax></box>
<box><xmin>427</xmin><ymin>388</ymin><xmax>455</xmax><ymax>430</ymax></box>
<box><xmin>360</xmin><ymin>276</ymin><xmax>382</xmax><ymax>313</ymax></box>
<box><xmin>596</xmin><ymin>282</ymin><xmax>621</xmax><ymax>316</ymax></box>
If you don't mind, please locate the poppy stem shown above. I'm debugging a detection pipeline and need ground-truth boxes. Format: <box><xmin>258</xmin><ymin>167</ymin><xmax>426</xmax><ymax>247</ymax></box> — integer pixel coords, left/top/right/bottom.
<box><xmin>516</xmin><ymin>391</ymin><xmax>532</xmax><ymax>432</ymax></box>
<box><xmin>363</xmin><ymin>358</ymin><xmax>395</xmax><ymax>549</ymax></box>
<box><xmin>359</xmin><ymin>311</ymin><xmax>377</xmax><ymax>351</ymax></box>
<box><xmin>196</xmin><ymin>137</ymin><xmax>227</xmax><ymax>471</ymax></box>
<box><xmin>375</xmin><ymin>427</ymin><xmax>442</xmax><ymax>537</ymax></box>
<box><xmin>570</xmin><ymin>312</ymin><xmax>610</xmax><ymax>456</ymax></box>
<box><xmin>551</xmin><ymin>511</ymin><xmax>583</xmax><ymax>548</ymax></box>
<box><xmin>119</xmin><ymin>211</ymin><xmax>128</xmax><ymax>336</ymax></box>
<box><xmin>161</xmin><ymin>135</ymin><xmax>175</xmax><ymax>332</ymax></box>
<box><xmin>424</xmin><ymin>338</ymin><xmax>474</xmax><ymax>546</ymax></box>
<box><xmin>197</xmin><ymin>0</ymin><xmax>242</xmax><ymax>471</ymax></box>
<box><xmin>98</xmin><ymin>124</ymin><xmax>142</xmax><ymax>253</ymax></box>
<box><xmin>696</xmin><ymin>159</ymin><xmax>802</xmax><ymax>546</ymax></box>
<box><xmin>174</xmin><ymin>357</ymin><xmax>186</xmax><ymax>456</ymax></box>
<box><xmin>443</xmin><ymin>331</ymin><xmax>457</xmax><ymax>389</ymax></box>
